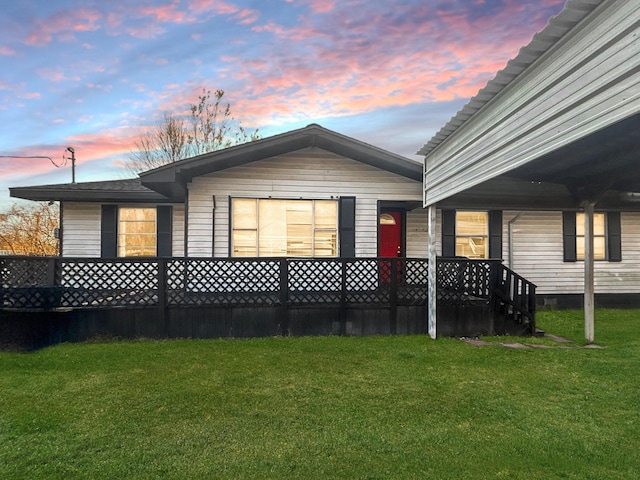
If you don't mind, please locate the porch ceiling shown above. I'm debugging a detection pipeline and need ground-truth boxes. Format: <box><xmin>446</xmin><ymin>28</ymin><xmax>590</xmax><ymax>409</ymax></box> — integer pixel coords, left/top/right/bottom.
<box><xmin>437</xmin><ymin>113</ymin><xmax>640</xmax><ymax>211</ymax></box>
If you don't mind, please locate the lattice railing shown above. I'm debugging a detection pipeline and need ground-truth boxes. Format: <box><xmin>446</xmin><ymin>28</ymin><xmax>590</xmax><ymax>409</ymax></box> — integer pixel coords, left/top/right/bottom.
<box><xmin>166</xmin><ymin>258</ymin><xmax>281</xmax><ymax>306</ymax></box>
<box><xmin>58</xmin><ymin>259</ymin><xmax>159</xmax><ymax>308</ymax></box>
<box><xmin>0</xmin><ymin>256</ymin><xmax>433</xmax><ymax>309</ymax></box>
<box><xmin>0</xmin><ymin>256</ymin><xmax>535</xmax><ymax>332</ymax></box>
<box><xmin>0</xmin><ymin>257</ymin><xmax>50</xmax><ymax>286</ymax></box>
<box><xmin>436</xmin><ymin>258</ymin><xmax>494</xmax><ymax>305</ymax></box>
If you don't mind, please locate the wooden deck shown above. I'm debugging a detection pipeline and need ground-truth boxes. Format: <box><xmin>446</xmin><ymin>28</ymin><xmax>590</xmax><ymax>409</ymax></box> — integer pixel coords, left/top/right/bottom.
<box><xmin>0</xmin><ymin>256</ymin><xmax>536</xmax><ymax>350</ymax></box>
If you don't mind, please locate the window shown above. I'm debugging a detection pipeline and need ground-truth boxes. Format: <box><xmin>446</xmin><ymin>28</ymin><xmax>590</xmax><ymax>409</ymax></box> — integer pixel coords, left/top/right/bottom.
<box><xmin>231</xmin><ymin>199</ymin><xmax>338</xmax><ymax>257</ymax></box>
<box><xmin>576</xmin><ymin>212</ymin><xmax>606</xmax><ymax>260</ymax></box>
<box><xmin>562</xmin><ymin>211</ymin><xmax>621</xmax><ymax>262</ymax></box>
<box><xmin>441</xmin><ymin>210</ymin><xmax>502</xmax><ymax>259</ymax></box>
<box><xmin>455</xmin><ymin>211</ymin><xmax>488</xmax><ymax>259</ymax></box>
<box><xmin>118</xmin><ymin>207</ymin><xmax>157</xmax><ymax>257</ymax></box>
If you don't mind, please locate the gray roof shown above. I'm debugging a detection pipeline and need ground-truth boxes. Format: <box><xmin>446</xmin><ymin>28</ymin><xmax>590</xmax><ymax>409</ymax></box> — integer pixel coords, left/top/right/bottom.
<box><xmin>417</xmin><ymin>0</ymin><xmax>604</xmax><ymax>156</ymax></box>
<box><xmin>139</xmin><ymin>123</ymin><xmax>422</xmax><ymax>200</ymax></box>
<box><xmin>10</xmin><ymin>178</ymin><xmax>170</xmax><ymax>203</ymax></box>
<box><xmin>11</xmin><ymin>124</ymin><xmax>421</xmax><ymax>203</ymax></box>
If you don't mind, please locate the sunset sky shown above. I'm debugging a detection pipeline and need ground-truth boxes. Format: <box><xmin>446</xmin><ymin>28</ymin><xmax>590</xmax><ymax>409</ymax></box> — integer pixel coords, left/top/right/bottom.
<box><xmin>0</xmin><ymin>0</ymin><xmax>566</xmax><ymax>210</ymax></box>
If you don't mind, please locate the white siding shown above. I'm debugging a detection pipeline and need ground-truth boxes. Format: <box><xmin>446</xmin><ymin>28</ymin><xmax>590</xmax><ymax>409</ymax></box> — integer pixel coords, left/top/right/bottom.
<box><xmin>61</xmin><ymin>202</ymin><xmax>185</xmax><ymax>257</ymax></box>
<box><xmin>172</xmin><ymin>205</ymin><xmax>185</xmax><ymax>257</ymax></box>
<box><xmin>406</xmin><ymin>208</ymin><xmax>428</xmax><ymax>258</ymax></box>
<box><xmin>424</xmin><ymin>0</ymin><xmax>640</xmax><ymax>205</ymax></box>
<box><xmin>187</xmin><ymin>147</ymin><xmax>424</xmax><ymax>257</ymax></box>
<box><xmin>62</xmin><ymin>203</ymin><xmax>101</xmax><ymax>257</ymax></box>
<box><xmin>503</xmin><ymin>210</ymin><xmax>640</xmax><ymax>295</ymax></box>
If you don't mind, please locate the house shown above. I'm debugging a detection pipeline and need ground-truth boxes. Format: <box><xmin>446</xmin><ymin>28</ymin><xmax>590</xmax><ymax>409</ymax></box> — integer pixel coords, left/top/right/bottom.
<box><xmin>8</xmin><ymin>125</ymin><xmax>460</xmax><ymax>347</ymax></box>
<box><xmin>419</xmin><ymin>0</ymin><xmax>640</xmax><ymax>340</ymax></box>
<box><xmin>10</xmin><ymin>119</ymin><xmax>543</xmax><ymax>348</ymax></box>
<box><xmin>11</xmin><ymin>124</ymin><xmax>427</xmax><ymax>261</ymax></box>
<box><xmin>11</xmin><ymin>0</ymin><xmax>636</xmax><ymax>344</ymax></box>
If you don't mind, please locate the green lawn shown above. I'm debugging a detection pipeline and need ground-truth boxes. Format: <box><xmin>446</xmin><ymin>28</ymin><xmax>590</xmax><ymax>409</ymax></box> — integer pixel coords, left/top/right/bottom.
<box><xmin>1</xmin><ymin>309</ymin><xmax>639</xmax><ymax>479</ymax></box>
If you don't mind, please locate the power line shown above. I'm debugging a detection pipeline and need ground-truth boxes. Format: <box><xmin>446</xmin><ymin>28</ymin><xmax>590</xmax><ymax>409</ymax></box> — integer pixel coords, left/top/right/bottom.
<box><xmin>0</xmin><ymin>147</ymin><xmax>76</xmax><ymax>183</ymax></box>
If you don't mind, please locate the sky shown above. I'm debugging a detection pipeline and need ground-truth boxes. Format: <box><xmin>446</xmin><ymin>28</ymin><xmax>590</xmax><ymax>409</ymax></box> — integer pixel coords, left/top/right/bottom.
<box><xmin>0</xmin><ymin>0</ymin><xmax>567</xmax><ymax>211</ymax></box>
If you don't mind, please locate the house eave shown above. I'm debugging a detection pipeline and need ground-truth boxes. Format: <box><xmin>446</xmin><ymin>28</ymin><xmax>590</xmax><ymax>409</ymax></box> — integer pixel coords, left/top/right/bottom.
<box><xmin>418</xmin><ymin>0</ymin><xmax>605</xmax><ymax>157</ymax></box>
<box><xmin>9</xmin><ymin>180</ymin><xmax>173</xmax><ymax>204</ymax></box>
<box><xmin>139</xmin><ymin>124</ymin><xmax>422</xmax><ymax>188</ymax></box>
<box><xmin>422</xmin><ymin>0</ymin><xmax>640</xmax><ymax>207</ymax></box>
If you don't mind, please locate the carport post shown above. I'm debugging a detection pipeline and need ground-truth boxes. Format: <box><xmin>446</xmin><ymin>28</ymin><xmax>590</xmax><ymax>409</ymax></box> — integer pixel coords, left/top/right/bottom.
<box><xmin>427</xmin><ymin>204</ymin><xmax>437</xmax><ymax>339</ymax></box>
<box><xmin>584</xmin><ymin>202</ymin><xmax>595</xmax><ymax>344</ymax></box>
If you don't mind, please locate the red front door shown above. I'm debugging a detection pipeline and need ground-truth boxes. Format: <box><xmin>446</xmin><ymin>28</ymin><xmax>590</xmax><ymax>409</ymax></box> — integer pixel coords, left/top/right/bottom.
<box><xmin>379</xmin><ymin>211</ymin><xmax>402</xmax><ymax>257</ymax></box>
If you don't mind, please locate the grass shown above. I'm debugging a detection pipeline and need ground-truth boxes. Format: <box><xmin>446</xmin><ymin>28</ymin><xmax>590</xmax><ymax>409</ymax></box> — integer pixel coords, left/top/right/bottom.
<box><xmin>1</xmin><ymin>309</ymin><xmax>639</xmax><ymax>479</ymax></box>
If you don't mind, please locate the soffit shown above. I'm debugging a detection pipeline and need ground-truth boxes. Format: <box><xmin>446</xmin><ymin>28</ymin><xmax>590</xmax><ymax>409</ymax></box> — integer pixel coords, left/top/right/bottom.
<box><xmin>504</xmin><ymin>113</ymin><xmax>640</xmax><ymax>199</ymax></box>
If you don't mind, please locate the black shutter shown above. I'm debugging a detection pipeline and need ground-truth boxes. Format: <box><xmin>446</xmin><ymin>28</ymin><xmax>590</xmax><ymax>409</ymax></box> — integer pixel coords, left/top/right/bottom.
<box><xmin>157</xmin><ymin>206</ymin><xmax>173</xmax><ymax>257</ymax></box>
<box><xmin>562</xmin><ymin>211</ymin><xmax>577</xmax><ymax>262</ymax></box>
<box><xmin>608</xmin><ymin>211</ymin><xmax>622</xmax><ymax>262</ymax></box>
<box><xmin>101</xmin><ymin>205</ymin><xmax>118</xmax><ymax>259</ymax></box>
<box><xmin>441</xmin><ymin>209</ymin><xmax>456</xmax><ymax>257</ymax></box>
<box><xmin>489</xmin><ymin>210</ymin><xmax>503</xmax><ymax>259</ymax></box>
<box><xmin>339</xmin><ymin>197</ymin><xmax>356</xmax><ymax>257</ymax></box>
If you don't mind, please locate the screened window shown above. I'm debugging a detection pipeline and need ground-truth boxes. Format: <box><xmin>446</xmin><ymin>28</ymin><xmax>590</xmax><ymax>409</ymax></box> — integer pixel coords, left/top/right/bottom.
<box><xmin>455</xmin><ymin>211</ymin><xmax>488</xmax><ymax>259</ymax></box>
<box><xmin>231</xmin><ymin>199</ymin><xmax>338</xmax><ymax>257</ymax></box>
<box><xmin>118</xmin><ymin>208</ymin><xmax>157</xmax><ymax>257</ymax></box>
<box><xmin>576</xmin><ymin>212</ymin><xmax>606</xmax><ymax>260</ymax></box>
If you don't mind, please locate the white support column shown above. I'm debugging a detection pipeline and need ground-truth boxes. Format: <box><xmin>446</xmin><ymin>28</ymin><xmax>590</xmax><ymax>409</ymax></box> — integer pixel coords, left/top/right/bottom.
<box><xmin>427</xmin><ymin>204</ymin><xmax>437</xmax><ymax>339</ymax></box>
<box><xmin>584</xmin><ymin>202</ymin><xmax>595</xmax><ymax>344</ymax></box>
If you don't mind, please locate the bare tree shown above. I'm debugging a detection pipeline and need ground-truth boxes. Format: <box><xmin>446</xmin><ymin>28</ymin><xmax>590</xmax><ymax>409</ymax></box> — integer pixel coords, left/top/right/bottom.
<box><xmin>127</xmin><ymin>89</ymin><xmax>259</xmax><ymax>174</ymax></box>
<box><xmin>0</xmin><ymin>203</ymin><xmax>59</xmax><ymax>256</ymax></box>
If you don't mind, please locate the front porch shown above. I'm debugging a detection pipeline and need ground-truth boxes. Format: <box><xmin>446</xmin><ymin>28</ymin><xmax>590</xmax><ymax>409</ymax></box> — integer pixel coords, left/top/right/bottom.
<box><xmin>0</xmin><ymin>256</ymin><xmax>536</xmax><ymax>350</ymax></box>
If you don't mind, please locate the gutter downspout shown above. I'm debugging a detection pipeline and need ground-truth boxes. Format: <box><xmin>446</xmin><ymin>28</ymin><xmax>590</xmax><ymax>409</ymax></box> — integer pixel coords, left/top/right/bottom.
<box><xmin>508</xmin><ymin>212</ymin><xmax>526</xmax><ymax>270</ymax></box>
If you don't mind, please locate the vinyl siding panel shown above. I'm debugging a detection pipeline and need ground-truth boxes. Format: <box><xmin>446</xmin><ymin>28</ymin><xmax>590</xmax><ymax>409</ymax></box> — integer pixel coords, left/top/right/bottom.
<box><xmin>62</xmin><ymin>203</ymin><xmax>101</xmax><ymax>257</ymax></box>
<box><xmin>504</xmin><ymin>210</ymin><xmax>640</xmax><ymax>294</ymax></box>
<box><xmin>172</xmin><ymin>205</ymin><xmax>185</xmax><ymax>257</ymax></box>
<box><xmin>187</xmin><ymin>148</ymin><xmax>424</xmax><ymax>257</ymax></box>
<box><xmin>425</xmin><ymin>0</ymin><xmax>640</xmax><ymax>205</ymax></box>
<box><xmin>406</xmin><ymin>208</ymin><xmax>428</xmax><ymax>258</ymax></box>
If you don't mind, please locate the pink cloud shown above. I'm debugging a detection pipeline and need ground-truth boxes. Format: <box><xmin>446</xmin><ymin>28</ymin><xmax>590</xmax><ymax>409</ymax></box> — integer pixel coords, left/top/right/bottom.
<box><xmin>24</xmin><ymin>8</ymin><xmax>102</xmax><ymax>46</ymax></box>
<box><xmin>235</xmin><ymin>9</ymin><xmax>260</xmax><ymax>25</ymax></box>
<box><xmin>0</xmin><ymin>124</ymin><xmax>153</xmax><ymax>182</ymax></box>
<box><xmin>233</xmin><ymin>0</ymin><xmax>566</xmax><ymax>127</ymax></box>
<box><xmin>187</xmin><ymin>0</ymin><xmax>259</xmax><ymax>24</ymax></box>
<box><xmin>188</xmin><ymin>0</ymin><xmax>240</xmax><ymax>15</ymax></box>
<box><xmin>138</xmin><ymin>1</ymin><xmax>188</xmax><ymax>24</ymax></box>
<box><xmin>125</xmin><ymin>23</ymin><xmax>167</xmax><ymax>39</ymax></box>
<box><xmin>306</xmin><ymin>0</ymin><xmax>337</xmax><ymax>13</ymax></box>
<box><xmin>0</xmin><ymin>81</ymin><xmax>42</xmax><ymax>101</ymax></box>
<box><xmin>35</xmin><ymin>68</ymin><xmax>81</xmax><ymax>83</ymax></box>
<box><xmin>0</xmin><ymin>46</ymin><xmax>16</xmax><ymax>56</ymax></box>
<box><xmin>0</xmin><ymin>144</ymin><xmax>75</xmax><ymax>180</ymax></box>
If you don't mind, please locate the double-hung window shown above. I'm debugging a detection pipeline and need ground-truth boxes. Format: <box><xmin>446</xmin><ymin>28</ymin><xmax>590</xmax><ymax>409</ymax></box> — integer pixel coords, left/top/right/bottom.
<box><xmin>575</xmin><ymin>212</ymin><xmax>606</xmax><ymax>260</ymax></box>
<box><xmin>101</xmin><ymin>205</ymin><xmax>172</xmax><ymax>258</ymax></box>
<box><xmin>441</xmin><ymin>210</ymin><xmax>502</xmax><ymax>259</ymax></box>
<box><xmin>455</xmin><ymin>211</ymin><xmax>488</xmax><ymax>259</ymax></box>
<box><xmin>562</xmin><ymin>211</ymin><xmax>621</xmax><ymax>262</ymax></box>
<box><xmin>231</xmin><ymin>198</ymin><xmax>338</xmax><ymax>257</ymax></box>
<box><xmin>118</xmin><ymin>207</ymin><xmax>157</xmax><ymax>257</ymax></box>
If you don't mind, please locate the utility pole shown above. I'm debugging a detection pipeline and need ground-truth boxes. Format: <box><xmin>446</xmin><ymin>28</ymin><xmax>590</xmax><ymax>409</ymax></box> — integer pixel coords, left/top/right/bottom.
<box><xmin>0</xmin><ymin>147</ymin><xmax>76</xmax><ymax>183</ymax></box>
<box><xmin>66</xmin><ymin>147</ymin><xmax>76</xmax><ymax>183</ymax></box>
